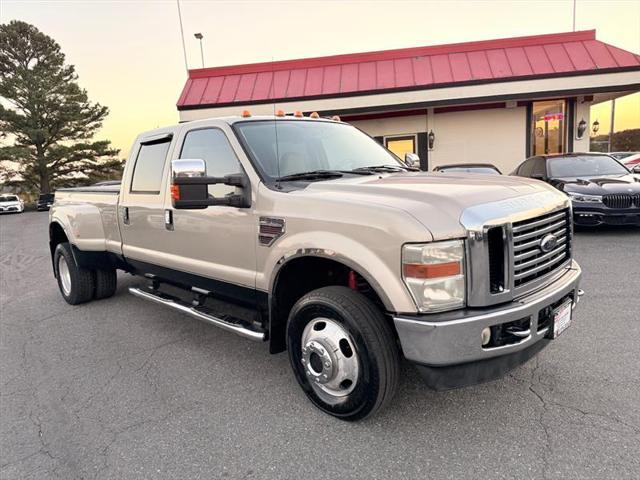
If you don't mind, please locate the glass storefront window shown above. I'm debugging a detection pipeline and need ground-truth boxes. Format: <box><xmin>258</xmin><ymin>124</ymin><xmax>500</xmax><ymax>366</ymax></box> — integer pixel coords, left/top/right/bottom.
<box><xmin>385</xmin><ymin>135</ymin><xmax>416</xmax><ymax>159</ymax></box>
<box><xmin>531</xmin><ymin>100</ymin><xmax>566</xmax><ymax>155</ymax></box>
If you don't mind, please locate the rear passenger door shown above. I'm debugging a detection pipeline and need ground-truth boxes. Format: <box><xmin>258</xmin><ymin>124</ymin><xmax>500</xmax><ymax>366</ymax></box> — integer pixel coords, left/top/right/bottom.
<box><xmin>119</xmin><ymin>133</ymin><xmax>175</xmax><ymax>266</ymax></box>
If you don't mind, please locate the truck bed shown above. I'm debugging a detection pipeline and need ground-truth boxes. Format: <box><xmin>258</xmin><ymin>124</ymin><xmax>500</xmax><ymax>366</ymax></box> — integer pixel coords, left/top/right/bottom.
<box><xmin>52</xmin><ymin>184</ymin><xmax>122</xmax><ymax>254</ymax></box>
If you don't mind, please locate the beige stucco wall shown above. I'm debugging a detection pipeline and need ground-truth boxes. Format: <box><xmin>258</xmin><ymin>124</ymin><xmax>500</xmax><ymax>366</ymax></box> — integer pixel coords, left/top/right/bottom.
<box><xmin>351</xmin><ymin>107</ymin><xmax>527</xmax><ymax>173</ymax></box>
<box><xmin>429</xmin><ymin>107</ymin><xmax>526</xmax><ymax>173</ymax></box>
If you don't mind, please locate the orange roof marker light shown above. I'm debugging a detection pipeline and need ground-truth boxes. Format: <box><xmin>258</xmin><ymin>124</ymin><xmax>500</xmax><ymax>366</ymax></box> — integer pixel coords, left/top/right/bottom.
<box><xmin>309</xmin><ymin>112</ymin><xmax>320</xmax><ymax>119</ymax></box>
<box><xmin>331</xmin><ymin>115</ymin><xmax>341</xmax><ymax>121</ymax></box>
<box><xmin>276</xmin><ymin>109</ymin><xmax>285</xmax><ymax>117</ymax></box>
<box><xmin>294</xmin><ymin>111</ymin><xmax>304</xmax><ymax>118</ymax></box>
<box><xmin>241</xmin><ymin>110</ymin><xmax>251</xmax><ymax>118</ymax></box>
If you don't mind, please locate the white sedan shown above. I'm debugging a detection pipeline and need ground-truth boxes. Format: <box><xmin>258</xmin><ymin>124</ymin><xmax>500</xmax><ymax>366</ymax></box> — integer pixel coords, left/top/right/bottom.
<box><xmin>0</xmin><ymin>194</ymin><xmax>25</xmax><ymax>214</ymax></box>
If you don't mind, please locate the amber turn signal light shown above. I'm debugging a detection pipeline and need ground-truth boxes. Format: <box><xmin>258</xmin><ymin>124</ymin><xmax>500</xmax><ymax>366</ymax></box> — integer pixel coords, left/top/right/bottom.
<box><xmin>403</xmin><ymin>262</ymin><xmax>461</xmax><ymax>279</ymax></box>
<box><xmin>170</xmin><ymin>184</ymin><xmax>180</xmax><ymax>201</ymax></box>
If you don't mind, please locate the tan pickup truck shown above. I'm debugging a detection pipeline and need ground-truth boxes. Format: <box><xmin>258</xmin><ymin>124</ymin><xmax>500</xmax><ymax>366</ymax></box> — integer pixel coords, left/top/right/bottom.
<box><xmin>49</xmin><ymin>115</ymin><xmax>583</xmax><ymax>420</ymax></box>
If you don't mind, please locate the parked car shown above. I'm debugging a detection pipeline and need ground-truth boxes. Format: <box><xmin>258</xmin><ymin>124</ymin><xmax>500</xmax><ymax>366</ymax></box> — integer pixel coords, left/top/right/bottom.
<box><xmin>0</xmin><ymin>194</ymin><xmax>24</xmax><ymax>214</ymax></box>
<box><xmin>622</xmin><ymin>153</ymin><xmax>640</xmax><ymax>173</ymax></box>
<box><xmin>512</xmin><ymin>153</ymin><xmax>640</xmax><ymax>227</ymax></box>
<box><xmin>36</xmin><ymin>193</ymin><xmax>55</xmax><ymax>211</ymax></box>
<box><xmin>610</xmin><ymin>152</ymin><xmax>639</xmax><ymax>161</ymax></box>
<box><xmin>433</xmin><ymin>163</ymin><xmax>502</xmax><ymax>174</ymax></box>
<box><xmin>48</xmin><ymin>115</ymin><xmax>583</xmax><ymax>420</ymax></box>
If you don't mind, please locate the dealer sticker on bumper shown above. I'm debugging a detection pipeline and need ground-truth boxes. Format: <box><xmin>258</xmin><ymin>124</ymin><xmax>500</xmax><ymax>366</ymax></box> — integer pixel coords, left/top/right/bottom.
<box><xmin>552</xmin><ymin>300</ymin><xmax>573</xmax><ymax>338</ymax></box>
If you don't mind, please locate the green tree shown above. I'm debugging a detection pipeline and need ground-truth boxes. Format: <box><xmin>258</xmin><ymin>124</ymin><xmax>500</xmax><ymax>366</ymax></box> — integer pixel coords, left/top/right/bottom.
<box><xmin>0</xmin><ymin>20</ymin><xmax>122</xmax><ymax>193</ymax></box>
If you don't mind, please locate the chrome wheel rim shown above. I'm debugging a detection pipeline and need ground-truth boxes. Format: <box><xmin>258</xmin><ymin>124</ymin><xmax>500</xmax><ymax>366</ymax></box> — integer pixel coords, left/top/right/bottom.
<box><xmin>300</xmin><ymin>318</ymin><xmax>360</xmax><ymax>404</ymax></box>
<box><xmin>58</xmin><ymin>256</ymin><xmax>72</xmax><ymax>296</ymax></box>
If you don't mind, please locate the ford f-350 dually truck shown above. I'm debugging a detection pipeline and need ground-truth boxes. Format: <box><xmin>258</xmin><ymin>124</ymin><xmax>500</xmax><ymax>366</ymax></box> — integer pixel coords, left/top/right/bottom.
<box><xmin>49</xmin><ymin>115</ymin><xmax>583</xmax><ymax>420</ymax></box>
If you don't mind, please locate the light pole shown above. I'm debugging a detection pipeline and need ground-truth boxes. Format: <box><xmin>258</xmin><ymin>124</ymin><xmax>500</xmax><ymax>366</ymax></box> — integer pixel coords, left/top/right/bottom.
<box><xmin>194</xmin><ymin>33</ymin><xmax>204</xmax><ymax>68</ymax></box>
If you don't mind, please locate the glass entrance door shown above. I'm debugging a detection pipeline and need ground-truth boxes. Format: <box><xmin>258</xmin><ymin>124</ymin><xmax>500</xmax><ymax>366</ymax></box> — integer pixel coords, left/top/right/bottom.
<box><xmin>531</xmin><ymin>100</ymin><xmax>566</xmax><ymax>155</ymax></box>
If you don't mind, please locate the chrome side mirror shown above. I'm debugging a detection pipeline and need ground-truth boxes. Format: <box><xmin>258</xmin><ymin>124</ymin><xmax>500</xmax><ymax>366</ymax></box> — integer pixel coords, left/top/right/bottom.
<box><xmin>172</xmin><ymin>158</ymin><xmax>206</xmax><ymax>178</ymax></box>
<box><xmin>404</xmin><ymin>152</ymin><xmax>420</xmax><ymax>168</ymax></box>
<box><xmin>633</xmin><ymin>165</ymin><xmax>640</xmax><ymax>174</ymax></box>
<box><xmin>170</xmin><ymin>158</ymin><xmax>251</xmax><ymax>209</ymax></box>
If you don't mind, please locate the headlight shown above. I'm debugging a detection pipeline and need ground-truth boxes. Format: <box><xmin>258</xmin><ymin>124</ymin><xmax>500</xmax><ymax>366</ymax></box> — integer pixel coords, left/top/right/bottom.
<box><xmin>566</xmin><ymin>192</ymin><xmax>602</xmax><ymax>203</ymax></box>
<box><xmin>402</xmin><ymin>240</ymin><xmax>465</xmax><ymax>313</ymax></box>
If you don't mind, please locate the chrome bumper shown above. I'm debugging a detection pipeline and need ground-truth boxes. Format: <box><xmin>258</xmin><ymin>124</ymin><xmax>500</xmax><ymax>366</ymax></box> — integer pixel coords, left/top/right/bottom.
<box><xmin>393</xmin><ymin>260</ymin><xmax>582</xmax><ymax>366</ymax></box>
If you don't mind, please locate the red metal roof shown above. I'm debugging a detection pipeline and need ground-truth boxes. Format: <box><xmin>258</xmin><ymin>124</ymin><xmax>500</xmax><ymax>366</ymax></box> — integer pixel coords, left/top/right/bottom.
<box><xmin>177</xmin><ymin>30</ymin><xmax>640</xmax><ymax>109</ymax></box>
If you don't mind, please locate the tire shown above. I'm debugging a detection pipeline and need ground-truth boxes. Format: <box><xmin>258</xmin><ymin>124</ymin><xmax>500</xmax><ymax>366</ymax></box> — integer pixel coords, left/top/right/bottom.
<box><xmin>286</xmin><ymin>286</ymin><xmax>400</xmax><ymax>421</ymax></box>
<box><xmin>54</xmin><ymin>242</ymin><xmax>95</xmax><ymax>305</ymax></box>
<box><xmin>94</xmin><ymin>268</ymin><xmax>117</xmax><ymax>300</ymax></box>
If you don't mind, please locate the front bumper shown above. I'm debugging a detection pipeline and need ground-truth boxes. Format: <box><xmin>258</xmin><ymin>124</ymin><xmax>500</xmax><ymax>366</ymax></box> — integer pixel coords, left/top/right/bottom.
<box><xmin>393</xmin><ymin>259</ymin><xmax>582</xmax><ymax>368</ymax></box>
<box><xmin>573</xmin><ymin>205</ymin><xmax>640</xmax><ymax>226</ymax></box>
<box><xmin>0</xmin><ymin>206</ymin><xmax>23</xmax><ymax>213</ymax></box>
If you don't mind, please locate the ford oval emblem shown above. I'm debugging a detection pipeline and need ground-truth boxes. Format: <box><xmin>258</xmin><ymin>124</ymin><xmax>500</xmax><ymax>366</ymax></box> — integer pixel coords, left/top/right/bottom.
<box><xmin>540</xmin><ymin>234</ymin><xmax>558</xmax><ymax>253</ymax></box>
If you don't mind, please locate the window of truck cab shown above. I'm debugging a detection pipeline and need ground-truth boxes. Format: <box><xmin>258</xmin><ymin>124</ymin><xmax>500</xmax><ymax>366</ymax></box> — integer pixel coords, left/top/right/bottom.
<box><xmin>232</xmin><ymin>119</ymin><xmax>405</xmax><ymax>182</ymax></box>
<box><xmin>130</xmin><ymin>137</ymin><xmax>172</xmax><ymax>194</ymax></box>
<box><xmin>178</xmin><ymin>127</ymin><xmax>244</xmax><ymax>198</ymax></box>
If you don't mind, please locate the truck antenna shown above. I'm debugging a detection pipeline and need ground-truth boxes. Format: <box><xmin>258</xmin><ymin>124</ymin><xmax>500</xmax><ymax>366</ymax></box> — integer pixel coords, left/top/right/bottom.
<box><xmin>271</xmin><ymin>56</ymin><xmax>281</xmax><ymax>189</ymax></box>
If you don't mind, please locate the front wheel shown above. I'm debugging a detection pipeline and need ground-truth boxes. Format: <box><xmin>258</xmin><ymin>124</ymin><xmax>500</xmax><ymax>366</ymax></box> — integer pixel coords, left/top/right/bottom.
<box><xmin>286</xmin><ymin>286</ymin><xmax>400</xmax><ymax>421</ymax></box>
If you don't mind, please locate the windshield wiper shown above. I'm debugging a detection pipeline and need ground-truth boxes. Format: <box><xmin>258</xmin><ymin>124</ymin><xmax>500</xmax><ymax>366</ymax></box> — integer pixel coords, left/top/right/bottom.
<box><xmin>352</xmin><ymin>164</ymin><xmax>416</xmax><ymax>173</ymax></box>
<box><xmin>276</xmin><ymin>170</ymin><xmax>345</xmax><ymax>182</ymax></box>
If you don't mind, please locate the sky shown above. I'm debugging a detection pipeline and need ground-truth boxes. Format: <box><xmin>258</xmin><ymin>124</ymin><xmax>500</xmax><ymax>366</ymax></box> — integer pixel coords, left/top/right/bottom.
<box><xmin>2</xmin><ymin>0</ymin><xmax>640</xmax><ymax>158</ymax></box>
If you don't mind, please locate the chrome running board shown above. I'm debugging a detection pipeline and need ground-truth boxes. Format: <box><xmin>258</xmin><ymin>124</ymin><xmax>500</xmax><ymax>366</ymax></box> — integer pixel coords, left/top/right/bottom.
<box><xmin>129</xmin><ymin>287</ymin><xmax>265</xmax><ymax>341</ymax></box>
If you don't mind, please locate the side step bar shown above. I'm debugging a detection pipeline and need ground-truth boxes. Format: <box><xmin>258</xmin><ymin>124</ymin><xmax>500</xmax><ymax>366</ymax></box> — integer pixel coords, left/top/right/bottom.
<box><xmin>129</xmin><ymin>287</ymin><xmax>265</xmax><ymax>341</ymax></box>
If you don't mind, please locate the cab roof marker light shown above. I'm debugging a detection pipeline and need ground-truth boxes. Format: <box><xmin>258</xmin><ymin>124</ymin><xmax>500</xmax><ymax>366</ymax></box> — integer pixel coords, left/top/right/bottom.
<box><xmin>241</xmin><ymin>110</ymin><xmax>251</xmax><ymax>118</ymax></box>
<box><xmin>331</xmin><ymin>115</ymin><xmax>341</xmax><ymax>121</ymax></box>
<box><xmin>310</xmin><ymin>112</ymin><xmax>320</xmax><ymax>118</ymax></box>
<box><xmin>294</xmin><ymin>111</ymin><xmax>304</xmax><ymax>118</ymax></box>
<box><xmin>276</xmin><ymin>110</ymin><xmax>285</xmax><ymax>117</ymax></box>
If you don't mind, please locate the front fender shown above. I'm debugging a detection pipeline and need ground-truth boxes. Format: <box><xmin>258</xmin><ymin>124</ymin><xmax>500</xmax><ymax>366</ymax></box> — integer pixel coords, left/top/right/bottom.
<box><xmin>263</xmin><ymin>230</ymin><xmax>417</xmax><ymax>314</ymax></box>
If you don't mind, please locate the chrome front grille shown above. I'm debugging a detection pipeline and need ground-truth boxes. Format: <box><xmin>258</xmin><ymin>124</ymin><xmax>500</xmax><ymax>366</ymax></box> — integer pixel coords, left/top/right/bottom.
<box><xmin>602</xmin><ymin>194</ymin><xmax>635</xmax><ymax>209</ymax></box>
<box><xmin>512</xmin><ymin>209</ymin><xmax>571</xmax><ymax>288</ymax></box>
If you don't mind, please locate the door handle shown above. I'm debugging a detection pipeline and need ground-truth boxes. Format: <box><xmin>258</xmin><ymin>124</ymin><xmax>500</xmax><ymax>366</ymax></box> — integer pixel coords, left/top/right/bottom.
<box><xmin>164</xmin><ymin>209</ymin><xmax>174</xmax><ymax>231</ymax></box>
<box><xmin>122</xmin><ymin>207</ymin><xmax>130</xmax><ymax>225</ymax></box>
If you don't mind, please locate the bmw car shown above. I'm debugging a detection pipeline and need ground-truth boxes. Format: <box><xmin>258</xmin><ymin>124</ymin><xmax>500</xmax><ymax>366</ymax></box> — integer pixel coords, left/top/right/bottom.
<box><xmin>512</xmin><ymin>153</ymin><xmax>640</xmax><ymax>227</ymax></box>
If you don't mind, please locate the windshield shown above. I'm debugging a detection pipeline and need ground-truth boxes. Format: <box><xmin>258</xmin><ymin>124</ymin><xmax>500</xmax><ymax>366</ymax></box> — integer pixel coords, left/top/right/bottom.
<box><xmin>438</xmin><ymin>166</ymin><xmax>499</xmax><ymax>174</ymax></box>
<box><xmin>234</xmin><ymin>120</ymin><xmax>405</xmax><ymax>180</ymax></box>
<box><xmin>0</xmin><ymin>195</ymin><xmax>19</xmax><ymax>202</ymax></box>
<box><xmin>548</xmin><ymin>155</ymin><xmax>629</xmax><ymax>178</ymax></box>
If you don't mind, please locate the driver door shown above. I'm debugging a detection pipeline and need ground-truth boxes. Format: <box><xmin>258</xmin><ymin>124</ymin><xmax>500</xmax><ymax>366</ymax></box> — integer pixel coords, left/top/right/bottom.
<box><xmin>159</xmin><ymin>126</ymin><xmax>257</xmax><ymax>301</ymax></box>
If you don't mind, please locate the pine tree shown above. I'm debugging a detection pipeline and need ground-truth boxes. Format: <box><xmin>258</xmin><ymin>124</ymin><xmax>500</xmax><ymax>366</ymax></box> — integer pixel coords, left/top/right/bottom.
<box><xmin>0</xmin><ymin>20</ymin><xmax>122</xmax><ymax>193</ymax></box>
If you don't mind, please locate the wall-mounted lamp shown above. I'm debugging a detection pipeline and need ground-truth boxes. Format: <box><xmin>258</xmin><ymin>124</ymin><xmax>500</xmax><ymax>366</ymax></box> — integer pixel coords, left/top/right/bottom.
<box><xmin>576</xmin><ymin>118</ymin><xmax>587</xmax><ymax>139</ymax></box>
<box><xmin>428</xmin><ymin>130</ymin><xmax>435</xmax><ymax>150</ymax></box>
<box><xmin>592</xmin><ymin>119</ymin><xmax>600</xmax><ymax>134</ymax></box>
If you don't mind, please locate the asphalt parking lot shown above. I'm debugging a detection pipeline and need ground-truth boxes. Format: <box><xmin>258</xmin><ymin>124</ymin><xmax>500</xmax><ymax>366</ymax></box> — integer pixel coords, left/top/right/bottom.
<box><xmin>1</xmin><ymin>211</ymin><xmax>639</xmax><ymax>479</ymax></box>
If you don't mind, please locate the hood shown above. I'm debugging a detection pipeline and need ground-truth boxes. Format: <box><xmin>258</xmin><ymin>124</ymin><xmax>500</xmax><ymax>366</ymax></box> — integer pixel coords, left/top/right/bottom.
<box><xmin>552</xmin><ymin>174</ymin><xmax>640</xmax><ymax>195</ymax></box>
<box><xmin>299</xmin><ymin>172</ymin><xmax>564</xmax><ymax>239</ymax></box>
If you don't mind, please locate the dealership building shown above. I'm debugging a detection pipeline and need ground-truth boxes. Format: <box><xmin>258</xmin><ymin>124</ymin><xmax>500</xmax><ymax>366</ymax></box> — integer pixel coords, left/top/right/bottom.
<box><xmin>177</xmin><ymin>30</ymin><xmax>640</xmax><ymax>173</ymax></box>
